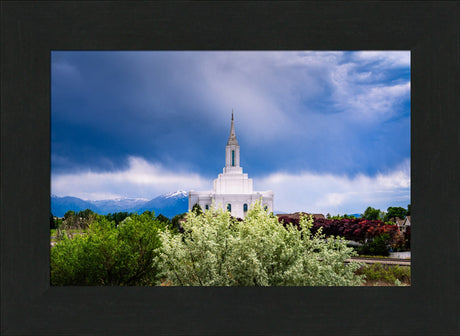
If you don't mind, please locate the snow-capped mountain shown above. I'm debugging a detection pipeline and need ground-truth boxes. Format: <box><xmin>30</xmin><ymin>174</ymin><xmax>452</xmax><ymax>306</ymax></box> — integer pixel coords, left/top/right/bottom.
<box><xmin>50</xmin><ymin>195</ymin><xmax>102</xmax><ymax>217</ymax></box>
<box><xmin>91</xmin><ymin>197</ymin><xmax>150</xmax><ymax>214</ymax></box>
<box><xmin>162</xmin><ymin>190</ymin><xmax>188</xmax><ymax>199</ymax></box>
<box><xmin>51</xmin><ymin>190</ymin><xmax>189</xmax><ymax>218</ymax></box>
<box><xmin>135</xmin><ymin>191</ymin><xmax>188</xmax><ymax>218</ymax></box>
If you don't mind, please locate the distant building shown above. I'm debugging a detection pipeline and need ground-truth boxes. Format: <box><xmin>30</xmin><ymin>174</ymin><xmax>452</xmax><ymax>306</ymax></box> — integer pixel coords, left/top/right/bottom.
<box><xmin>189</xmin><ymin>113</ymin><xmax>274</xmax><ymax>218</ymax></box>
<box><xmin>400</xmin><ymin>215</ymin><xmax>411</xmax><ymax>233</ymax></box>
<box><xmin>389</xmin><ymin>216</ymin><xmax>411</xmax><ymax>233</ymax></box>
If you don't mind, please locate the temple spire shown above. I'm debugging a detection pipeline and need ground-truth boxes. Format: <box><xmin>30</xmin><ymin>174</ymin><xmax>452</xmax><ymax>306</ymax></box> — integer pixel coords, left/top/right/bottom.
<box><xmin>227</xmin><ymin>111</ymin><xmax>238</xmax><ymax>145</ymax></box>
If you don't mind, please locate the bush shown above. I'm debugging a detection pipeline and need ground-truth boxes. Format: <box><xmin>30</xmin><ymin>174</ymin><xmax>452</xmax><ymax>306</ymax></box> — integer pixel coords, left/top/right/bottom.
<box><xmin>356</xmin><ymin>263</ymin><xmax>411</xmax><ymax>285</ymax></box>
<box><xmin>279</xmin><ymin>216</ymin><xmax>399</xmax><ymax>245</ymax></box>
<box><xmin>358</xmin><ymin>234</ymin><xmax>391</xmax><ymax>256</ymax></box>
<box><xmin>157</xmin><ymin>202</ymin><xmax>364</xmax><ymax>286</ymax></box>
<box><xmin>51</xmin><ymin>211</ymin><xmax>166</xmax><ymax>286</ymax></box>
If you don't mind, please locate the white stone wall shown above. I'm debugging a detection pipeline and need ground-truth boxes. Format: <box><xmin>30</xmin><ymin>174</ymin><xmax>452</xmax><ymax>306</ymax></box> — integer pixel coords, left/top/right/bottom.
<box><xmin>189</xmin><ymin>191</ymin><xmax>274</xmax><ymax>219</ymax></box>
<box><xmin>189</xmin><ymin>191</ymin><xmax>212</xmax><ymax>211</ymax></box>
<box><xmin>213</xmin><ymin>171</ymin><xmax>253</xmax><ymax>194</ymax></box>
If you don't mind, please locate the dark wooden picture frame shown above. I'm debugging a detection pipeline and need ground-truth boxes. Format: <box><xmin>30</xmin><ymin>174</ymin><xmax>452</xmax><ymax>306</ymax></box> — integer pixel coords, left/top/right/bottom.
<box><xmin>1</xmin><ymin>2</ymin><xmax>458</xmax><ymax>335</ymax></box>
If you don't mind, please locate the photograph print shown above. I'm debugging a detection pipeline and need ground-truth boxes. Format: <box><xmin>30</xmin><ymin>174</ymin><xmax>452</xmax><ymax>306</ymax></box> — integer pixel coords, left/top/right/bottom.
<box><xmin>50</xmin><ymin>51</ymin><xmax>411</xmax><ymax>286</ymax></box>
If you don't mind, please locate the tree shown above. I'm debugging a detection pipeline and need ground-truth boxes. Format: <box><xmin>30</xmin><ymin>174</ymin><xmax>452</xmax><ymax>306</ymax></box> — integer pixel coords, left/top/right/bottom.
<box><xmin>157</xmin><ymin>202</ymin><xmax>364</xmax><ymax>286</ymax></box>
<box><xmin>358</xmin><ymin>233</ymin><xmax>391</xmax><ymax>256</ymax></box>
<box><xmin>106</xmin><ymin>212</ymin><xmax>131</xmax><ymax>225</ymax></box>
<box><xmin>64</xmin><ymin>210</ymin><xmax>75</xmax><ymax>220</ymax></box>
<box><xmin>171</xmin><ymin>212</ymin><xmax>186</xmax><ymax>232</ymax></box>
<box><xmin>191</xmin><ymin>203</ymin><xmax>203</xmax><ymax>215</ymax></box>
<box><xmin>77</xmin><ymin>208</ymin><xmax>95</xmax><ymax>219</ymax></box>
<box><xmin>362</xmin><ymin>207</ymin><xmax>381</xmax><ymax>221</ymax></box>
<box><xmin>51</xmin><ymin>212</ymin><xmax>167</xmax><ymax>286</ymax></box>
<box><xmin>407</xmin><ymin>204</ymin><xmax>411</xmax><ymax>216</ymax></box>
<box><xmin>156</xmin><ymin>214</ymin><xmax>171</xmax><ymax>224</ymax></box>
<box><xmin>384</xmin><ymin>207</ymin><xmax>407</xmax><ymax>222</ymax></box>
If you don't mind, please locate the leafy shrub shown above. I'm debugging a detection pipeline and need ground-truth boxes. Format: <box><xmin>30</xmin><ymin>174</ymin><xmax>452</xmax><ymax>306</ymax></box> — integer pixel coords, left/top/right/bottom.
<box><xmin>358</xmin><ymin>234</ymin><xmax>391</xmax><ymax>256</ymax></box>
<box><xmin>51</xmin><ymin>211</ymin><xmax>166</xmax><ymax>286</ymax></box>
<box><xmin>157</xmin><ymin>202</ymin><xmax>364</xmax><ymax>286</ymax></box>
<box><xmin>356</xmin><ymin>263</ymin><xmax>411</xmax><ymax>285</ymax></box>
<box><xmin>279</xmin><ymin>216</ymin><xmax>399</xmax><ymax>246</ymax></box>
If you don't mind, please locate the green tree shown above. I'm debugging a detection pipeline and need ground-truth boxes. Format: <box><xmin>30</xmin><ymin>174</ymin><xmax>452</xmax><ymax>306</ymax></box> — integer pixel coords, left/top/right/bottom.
<box><xmin>141</xmin><ymin>210</ymin><xmax>155</xmax><ymax>218</ymax></box>
<box><xmin>157</xmin><ymin>202</ymin><xmax>364</xmax><ymax>286</ymax></box>
<box><xmin>77</xmin><ymin>208</ymin><xmax>95</xmax><ymax>219</ymax></box>
<box><xmin>362</xmin><ymin>207</ymin><xmax>381</xmax><ymax>221</ymax></box>
<box><xmin>156</xmin><ymin>213</ymin><xmax>171</xmax><ymax>224</ymax></box>
<box><xmin>384</xmin><ymin>207</ymin><xmax>407</xmax><ymax>222</ymax></box>
<box><xmin>358</xmin><ymin>234</ymin><xmax>391</xmax><ymax>256</ymax></box>
<box><xmin>191</xmin><ymin>203</ymin><xmax>203</xmax><ymax>215</ymax></box>
<box><xmin>171</xmin><ymin>212</ymin><xmax>186</xmax><ymax>232</ymax></box>
<box><xmin>406</xmin><ymin>204</ymin><xmax>411</xmax><ymax>216</ymax></box>
<box><xmin>64</xmin><ymin>210</ymin><xmax>75</xmax><ymax>220</ymax></box>
<box><xmin>106</xmin><ymin>212</ymin><xmax>131</xmax><ymax>225</ymax></box>
<box><xmin>51</xmin><ymin>212</ymin><xmax>166</xmax><ymax>286</ymax></box>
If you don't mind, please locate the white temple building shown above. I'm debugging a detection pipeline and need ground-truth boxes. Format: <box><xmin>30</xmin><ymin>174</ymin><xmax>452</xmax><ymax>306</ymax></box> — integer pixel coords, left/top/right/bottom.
<box><xmin>189</xmin><ymin>113</ymin><xmax>274</xmax><ymax>218</ymax></box>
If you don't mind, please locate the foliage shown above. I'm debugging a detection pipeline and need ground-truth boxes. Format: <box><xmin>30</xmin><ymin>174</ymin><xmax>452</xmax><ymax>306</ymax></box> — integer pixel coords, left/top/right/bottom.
<box><xmin>59</xmin><ymin>208</ymin><xmax>99</xmax><ymax>232</ymax></box>
<box><xmin>50</xmin><ymin>212</ymin><xmax>63</xmax><ymax>230</ymax></box>
<box><xmin>406</xmin><ymin>204</ymin><xmax>411</xmax><ymax>216</ymax></box>
<box><xmin>171</xmin><ymin>212</ymin><xmax>187</xmax><ymax>232</ymax></box>
<box><xmin>328</xmin><ymin>214</ymin><xmax>357</xmax><ymax>220</ymax></box>
<box><xmin>279</xmin><ymin>216</ymin><xmax>399</xmax><ymax>245</ymax></box>
<box><xmin>156</xmin><ymin>213</ymin><xmax>171</xmax><ymax>224</ymax></box>
<box><xmin>278</xmin><ymin>215</ymin><xmax>404</xmax><ymax>256</ymax></box>
<box><xmin>356</xmin><ymin>263</ymin><xmax>411</xmax><ymax>285</ymax></box>
<box><xmin>76</xmin><ymin>208</ymin><xmax>96</xmax><ymax>219</ymax></box>
<box><xmin>362</xmin><ymin>206</ymin><xmax>382</xmax><ymax>221</ymax></box>
<box><xmin>105</xmin><ymin>212</ymin><xmax>130</xmax><ymax>225</ymax></box>
<box><xmin>51</xmin><ymin>211</ymin><xmax>166</xmax><ymax>286</ymax></box>
<box><xmin>64</xmin><ymin>210</ymin><xmax>76</xmax><ymax>219</ymax></box>
<box><xmin>357</xmin><ymin>234</ymin><xmax>391</xmax><ymax>256</ymax></box>
<box><xmin>390</xmin><ymin>233</ymin><xmax>408</xmax><ymax>252</ymax></box>
<box><xmin>157</xmin><ymin>202</ymin><xmax>364</xmax><ymax>286</ymax></box>
<box><xmin>384</xmin><ymin>206</ymin><xmax>407</xmax><ymax>222</ymax></box>
<box><xmin>191</xmin><ymin>203</ymin><xmax>203</xmax><ymax>215</ymax></box>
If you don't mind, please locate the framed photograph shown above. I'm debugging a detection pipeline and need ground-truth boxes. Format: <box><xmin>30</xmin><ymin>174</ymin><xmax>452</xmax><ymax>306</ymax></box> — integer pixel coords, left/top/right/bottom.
<box><xmin>2</xmin><ymin>1</ymin><xmax>458</xmax><ymax>335</ymax></box>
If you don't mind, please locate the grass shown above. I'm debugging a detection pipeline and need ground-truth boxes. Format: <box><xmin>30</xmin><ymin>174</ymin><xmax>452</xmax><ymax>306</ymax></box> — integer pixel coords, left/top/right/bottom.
<box><xmin>356</xmin><ymin>262</ymin><xmax>411</xmax><ymax>286</ymax></box>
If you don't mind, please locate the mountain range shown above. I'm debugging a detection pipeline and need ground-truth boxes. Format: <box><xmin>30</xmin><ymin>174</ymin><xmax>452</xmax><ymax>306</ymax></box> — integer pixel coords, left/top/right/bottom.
<box><xmin>51</xmin><ymin>191</ymin><xmax>354</xmax><ymax>219</ymax></box>
<box><xmin>51</xmin><ymin>190</ymin><xmax>189</xmax><ymax>218</ymax></box>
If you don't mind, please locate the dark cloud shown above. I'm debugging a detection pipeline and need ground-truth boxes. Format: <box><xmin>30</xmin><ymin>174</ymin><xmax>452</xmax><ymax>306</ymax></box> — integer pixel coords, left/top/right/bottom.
<box><xmin>51</xmin><ymin>51</ymin><xmax>411</xmax><ymax>207</ymax></box>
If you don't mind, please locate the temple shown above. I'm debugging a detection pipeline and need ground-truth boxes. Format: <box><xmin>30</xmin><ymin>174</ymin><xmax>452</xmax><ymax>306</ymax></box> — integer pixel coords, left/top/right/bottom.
<box><xmin>188</xmin><ymin>113</ymin><xmax>274</xmax><ymax>218</ymax></box>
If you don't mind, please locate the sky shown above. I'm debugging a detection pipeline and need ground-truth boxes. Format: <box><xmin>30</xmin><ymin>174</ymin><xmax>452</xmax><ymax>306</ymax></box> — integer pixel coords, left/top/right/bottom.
<box><xmin>51</xmin><ymin>51</ymin><xmax>410</xmax><ymax>215</ymax></box>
